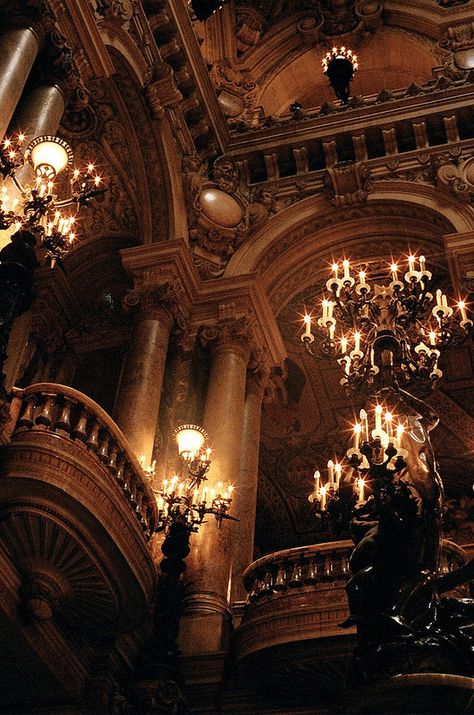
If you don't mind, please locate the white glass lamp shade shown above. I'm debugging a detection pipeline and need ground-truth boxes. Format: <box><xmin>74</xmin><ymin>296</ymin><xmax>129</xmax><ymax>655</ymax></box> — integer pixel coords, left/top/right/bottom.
<box><xmin>174</xmin><ymin>424</ymin><xmax>207</xmax><ymax>459</ymax></box>
<box><xmin>26</xmin><ymin>136</ymin><xmax>73</xmax><ymax>179</ymax></box>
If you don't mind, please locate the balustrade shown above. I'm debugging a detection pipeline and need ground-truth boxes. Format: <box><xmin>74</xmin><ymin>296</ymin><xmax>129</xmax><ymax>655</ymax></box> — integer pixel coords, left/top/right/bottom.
<box><xmin>8</xmin><ymin>383</ymin><xmax>157</xmax><ymax>538</ymax></box>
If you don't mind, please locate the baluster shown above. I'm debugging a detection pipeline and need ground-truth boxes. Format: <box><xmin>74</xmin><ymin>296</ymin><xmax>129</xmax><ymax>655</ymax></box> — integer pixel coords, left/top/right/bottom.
<box><xmin>323</xmin><ymin>553</ymin><xmax>334</xmax><ymax>580</ymax></box>
<box><xmin>97</xmin><ymin>433</ymin><xmax>110</xmax><ymax>463</ymax></box>
<box><xmin>248</xmin><ymin>576</ymin><xmax>260</xmax><ymax>602</ymax></box>
<box><xmin>116</xmin><ymin>457</ymin><xmax>125</xmax><ymax>484</ymax></box>
<box><xmin>273</xmin><ymin>563</ymin><xmax>287</xmax><ymax>591</ymax></box>
<box><xmin>17</xmin><ymin>394</ymin><xmax>37</xmax><ymax>429</ymax></box>
<box><xmin>86</xmin><ymin>419</ymin><xmax>100</xmax><ymax>451</ymax></box>
<box><xmin>72</xmin><ymin>408</ymin><xmax>89</xmax><ymax>441</ymax></box>
<box><xmin>34</xmin><ymin>393</ymin><xmax>56</xmax><ymax>428</ymax></box>
<box><xmin>340</xmin><ymin>551</ymin><xmax>350</xmax><ymax>578</ymax></box>
<box><xmin>54</xmin><ymin>397</ymin><xmax>74</xmax><ymax>432</ymax></box>
<box><xmin>108</xmin><ymin>445</ymin><xmax>118</xmax><ymax>473</ymax></box>
<box><xmin>261</xmin><ymin>568</ymin><xmax>273</xmax><ymax>595</ymax></box>
<box><xmin>130</xmin><ymin>483</ymin><xmax>138</xmax><ymax>507</ymax></box>
<box><xmin>289</xmin><ymin>560</ymin><xmax>303</xmax><ymax>587</ymax></box>
<box><xmin>305</xmin><ymin>559</ymin><xmax>319</xmax><ymax>584</ymax></box>
<box><xmin>135</xmin><ymin>491</ymin><xmax>143</xmax><ymax>513</ymax></box>
<box><xmin>123</xmin><ymin>466</ymin><xmax>132</xmax><ymax>495</ymax></box>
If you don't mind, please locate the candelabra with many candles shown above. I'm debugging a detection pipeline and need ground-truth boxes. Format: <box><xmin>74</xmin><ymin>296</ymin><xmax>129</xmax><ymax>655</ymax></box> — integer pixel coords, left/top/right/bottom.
<box><xmin>0</xmin><ymin>132</ymin><xmax>105</xmax><ymax>432</ymax></box>
<box><xmin>135</xmin><ymin>425</ymin><xmax>234</xmax><ymax>713</ymax></box>
<box><xmin>301</xmin><ymin>255</ymin><xmax>474</xmax><ymax>686</ymax></box>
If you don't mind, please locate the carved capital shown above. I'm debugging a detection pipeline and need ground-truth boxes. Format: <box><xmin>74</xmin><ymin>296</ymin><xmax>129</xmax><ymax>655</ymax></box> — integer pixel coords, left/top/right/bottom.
<box><xmin>437</xmin><ymin>156</ymin><xmax>474</xmax><ymax>202</ymax></box>
<box><xmin>200</xmin><ymin>315</ymin><xmax>252</xmax><ymax>363</ymax></box>
<box><xmin>123</xmin><ymin>281</ymin><xmax>183</xmax><ymax>325</ymax></box>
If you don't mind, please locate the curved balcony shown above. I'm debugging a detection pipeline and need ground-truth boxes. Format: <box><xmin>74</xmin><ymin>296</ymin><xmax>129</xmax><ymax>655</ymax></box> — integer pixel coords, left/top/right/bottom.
<box><xmin>233</xmin><ymin>539</ymin><xmax>469</xmax><ymax>703</ymax></box>
<box><xmin>0</xmin><ymin>383</ymin><xmax>158</xmax><ymax>705</ymax></box>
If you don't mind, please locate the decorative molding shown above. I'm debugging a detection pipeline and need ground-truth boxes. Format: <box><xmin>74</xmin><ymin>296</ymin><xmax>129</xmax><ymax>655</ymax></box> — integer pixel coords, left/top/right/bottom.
<box><xmin>324</xmin><ymin>161</ymin><xmax>372</xmax><ymax>207</ymax></box>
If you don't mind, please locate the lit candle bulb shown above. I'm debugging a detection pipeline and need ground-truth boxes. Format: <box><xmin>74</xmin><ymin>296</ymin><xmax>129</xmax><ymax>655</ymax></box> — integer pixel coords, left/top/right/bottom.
<box><xmin>419</xmin><ymin>255</ymin><xmax>426</xmax><ymax>272</ymax></box>
<box><xmin>442</xmin><ymin>293</ymin><xmax>448</xmax><ymax>308</ymax></box>
<box><xmin>322</xmin><ymin>299</ymin><xmax>329</xmax><ymax>321</ymax></box>
<box><xmin>193</xmin><ymin>489</ymin><xmax>199</xmax><ymax>504</ymax></box>
<box><xmin>332</xmin><ymin>262</ymin><xmax>339</xmax><ymax>278</ymax></box>
<box><xmin>384</xmin><ymin>412</ymin><xmax>393</xmax><ymax>442</ymax></box>
<box><xmin>360</xmin><ymin>409</ymin><xmax>369</xmax><ymax>442</ymax></box>
<box><xmin>429</xmin><ymin>331</ymin><xmax>437</xmax><ymax>346</ymax></box>
<box><xmin>210</xmin><ymin>488</ymin><xmax>216</xmax><ymax>502</ymax></box>
<box><xmin>396</xmin><ymin>423</ymin><xmax>405</xmax><ymax>449</ymax></box>
<box><xmin>327</xmin><ymin>301</ymin><xmax>334</xmax><ymax>321</ymax></box>
<box><xmin>206</xmin><ymin>447</ymin><xmax>212</xmax><ymax>459</ymax></box>
<box><xmin>334</xmin><ymin>463</ymin><xmax>342</xmax><ymax>488</ymax></box>
<box><xmin>329</xmin><ymin>323</ymin><xmax>335</xmax><ymax>340</ymax></box>
<box><xmin>358</xmin><ymin>270</ymin><xmax>367</xmax><ymax>287</ymax></box>
<box><xmin>313</xmin><ymin>470</ymin><xmax>321</xmax><ymax>496</ymax></box>
<box><xmin>319</xmin><ymin>485</ymin><xmax>327</xmax><ymax>510</ymax></box>
<box><xmin>390</xmin><ymin>263</ymin><xmax>398</xmax><ymax>282</ymax></box>
<box><xmin>327</xmin><ymin>460</ymin><xmax>334</xmax><ymax>484</ymax></box>
<box><xmin>341</xmin><ymin>337</ymin><xmax>348</xmax><ymax>353</ymax></box>
<box><xmin>343</xmin><ymin>258</ymin><xmax>350</xmax><ymax>280</ymax></box>
<box><xmin>217</xmin><ymin>481</ymin><xmax>223</xmax><ymax>493</ymax></box>
<box><xmin>202</xmin><ymin>487</ymin><xmax>208</xmax><ymax>502</ymax></box>
<box><xmin>353</xmin><ymin>422</ymin><xmax>362</xmax><ymax>450</ymax></box>
<box><xmin>357</xmin><ymin>478</ymin><xmax>365</xmax><ymax>505</ymax></box>
<box><xmin>344</xmin><ymin>356</ymin><xmax>351</xmax><ymax>375</ymax></box>
<box><xmin>435</xmin><ymin>289</ymin><xmax>443</xmax><ymax>309</ymax></box>
<box><xmin>408</xmin><ymin>254</ymin><xmax>416</xmax><ymax>272</ymax></box>
<box><xmin>458</xmin><ymin>300</ymin><xmax>468</xmax><ymax>322</ymax></box>
<box><xmin>374</xmin><ymin>404</ymin><xmax>383</xmax><ymax>437</ymax></box>
<box><xmin>354</xmin><ymin>331</ymin><xmax>361</xmax><ymax>353</ymax></box>
<box><xmin>303</xmin><ymin>314</ymin><xmax>312</xmax><ymax>338</ymax></box>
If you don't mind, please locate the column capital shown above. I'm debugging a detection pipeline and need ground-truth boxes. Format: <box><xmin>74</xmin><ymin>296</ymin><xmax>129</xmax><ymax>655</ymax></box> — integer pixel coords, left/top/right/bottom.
<box><xmin>123</xmin><ymin>282</ymin><xmax>183</xmax><ymax>327</ymax></box>
<box><xmin>200</xmin><ymin>315</ymin><xmax>252</xmax><ymax>363</ymax></box>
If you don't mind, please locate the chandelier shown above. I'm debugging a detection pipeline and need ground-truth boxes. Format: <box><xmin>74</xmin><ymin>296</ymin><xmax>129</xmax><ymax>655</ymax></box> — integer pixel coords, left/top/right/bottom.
<box><xmin>301</xmin><ymin>255</ymin><xmax>472</xmax><ymax>392</ymax></box>
<box><xmin>308</xmin><ymin>402</ymin><xmax>408</xmax><ymax>516</ymax></box>
<box><xmin>322</xmin><ymin>46</ymin><xmax>358</xmax><ymax>104</ymax></box>
<box><xmin>189</xmin><ymin>0</ymin><xmax>230</xmax><ymax>21</ymax></box>
<box><xmin>0</xmin><ymin>132</ymin><xmax>104</xmax><ymax>264</ymax></box>
<box><xmin>150</xmin><ymin>424</ymin><xmax>234</xmax><ymax>533</ymax></box>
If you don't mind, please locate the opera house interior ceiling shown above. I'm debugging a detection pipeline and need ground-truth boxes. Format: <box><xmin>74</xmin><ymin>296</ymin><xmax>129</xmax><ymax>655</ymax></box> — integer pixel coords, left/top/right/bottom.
<box><xmin>0</xmin><ymin>0</ymin><xmax>473</xmax><ymax>713</ymax></box>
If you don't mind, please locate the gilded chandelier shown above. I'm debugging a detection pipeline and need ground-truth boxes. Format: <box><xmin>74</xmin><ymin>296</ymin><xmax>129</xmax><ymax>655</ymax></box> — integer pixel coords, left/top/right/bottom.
<box><xmin>149</xmin><ymin>424</ymin><xmax>234</xmax><ymax>533</ymax></box>
<box><xmin>0</xmin><ymin>132</ymin><xmax>104</xmax><ymax>264</ymax></box>
<box><xmin>301</xmin><ymin>255</ymin><xmax>472</xmax><ymax>392</ymax></box>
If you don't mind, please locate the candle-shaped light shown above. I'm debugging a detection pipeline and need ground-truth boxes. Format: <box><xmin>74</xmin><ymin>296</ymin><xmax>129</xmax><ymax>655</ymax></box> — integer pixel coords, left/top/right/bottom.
<box><xmin>435</xmin><ymin>289</ymin><xmax>443</xmax><ymax>310</ymax></box>
<box><xmin>332</xmin><ymin>262</ymin><xmax>339</xmax><ymax>278</ymax></box>
<box><xmin>344</xmin><ymin>356</ymin><xmax>351</xmax><ymax>375</ymax></box>
<box><xmin>313</xmin><ymin>470</ymin><xmax>321</xmax><ymax>497</ymax></box>
<box><xmin>354</xmin><ymin>331</ymin><xmax>361</xmax><ymax>353</ymax></box>
<box><xmin>353</xmin><ymin>422</ymin><xmax>362</xmax><ymax>450</ymax></box>
<box><xmin>341</xmin><ymin>337</ymin><xmax>348</xmax><ymax>354</ymax></box>
<box><xmin>396</xmin><ymin>423</ymin><xmax>405</xmax><ymax>450</ymax></box>
<box><xmin>319</xmin><ymin>485</ymin><xmax>327</xmax><ymax>510</ymax></box>
<box><xmin>360</xmin><ymin>409</ymin><xmax>369</xmax><ymax>442</ymax></box>
<box><xmin>429</xmin><ymin>331</ymin><xmax>437</xmax><ymax>347</ymax></box>
<box><xmin>375</xmin><ymin>404</ymin><xmax>383</xmax><ymax>436</ymax></box>
<box><xmin>458</xmin><ymin>300</ymin><xmax>468</xmax><ymax>323</ymax></box>
<box><xmin>390</xmin><ymin>262</ymin><xmax>398</xmax><ymax>282</ymax></box>
<box><xmin>334</xmin><ymin>462</ymin><xmax>342</xmax><ymax>489</ymax></box>
<box><xmin>202</xmin><ymin>486</ymin><xmax>208</xmax><ymax>503</ymax></box>
<box><xmin>322</xmin><ymin>299</ymin><xmax>329</xmax><ymax>321</ymax></box>
<box><xmin>384</xmin><ymin>411</ymin><xmax>393</xmax><ymax>442</ymax></box>
<box><xmin>408</xmin><ymin>254</ymin><xmax>416</xmax><ymax>272</ymax></box>
<box><xmin>442</xmin><ymin>293</ymin><xmax>448</xmax><ymax>308</ymax></box>
<box><xmin>329</xmin><ymin>323</ymin><xmax>335</xmax><ymax>340</ymax></box>
<box><xmin>343</xmin><ymin>258</ymin><xmax>350</xmax><ymax>280</ymax></box>
<box><xmin>327</xmin><ymin>459</ymin><xmax>334</xmax><ymax>484</ymax></box>
<box><xmin>303</xmin><ymin>313</ymin><xmax>312</xmax><ymax>338</ymax></box>
<box><xmin>327</xmin><ymin>300</ymin><xmax>334</xmax><ymax>321</ymax></box>
<box><xmin>357</xmin><ymin>478</ymin><xmax>365</xmax><ymax>505</ymax></box>
<box><xmin>419</xmin><ymin>255</ymin><xmax>426</xmax><ymax>272</ymax></box>
<box><xmin>358</xmin><ymin>270</ymin><xmax>367</xmax><ymax>287</ymax></box>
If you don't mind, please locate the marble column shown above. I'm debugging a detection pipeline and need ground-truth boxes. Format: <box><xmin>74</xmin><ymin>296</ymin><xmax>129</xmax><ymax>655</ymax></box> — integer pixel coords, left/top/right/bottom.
<box><xmin>114</xmin><ymin>304</ymin><xmax>174</xmax><ymax>465</ymax></box>
<box><xmin>0</xmin><ymin>26</ymin><xmax>42</xmax><ymax>140</ymax></box>
<box><xmin>179</xmin><ymin>318</ymin><xmax>250</xmax><ymax>655</ymax></box>
<box><xmin>231</xmin><ymin>367</ymin><xmax>266</xmax><ymax>603</ymax></box>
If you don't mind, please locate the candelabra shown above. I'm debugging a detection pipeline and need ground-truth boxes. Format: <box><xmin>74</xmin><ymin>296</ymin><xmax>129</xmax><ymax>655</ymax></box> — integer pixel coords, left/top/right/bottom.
<box><xmin>135</xmin><ymin>425</ymin><xmax>235</xmax><ymax>712</ymax></box>
<box><xmin>322</xmin><ymin>46</ymin><xmax>358</xmax><ymax>104</ymax></box>
<box><xmin>308</xmin><ymin>403</ymin><xmax>408</xmax><ymax>521</ymax></box>
<box><xmin>151</xmin><ymin>424</ymin><xmax>234</xmax><ymax>533</ymax></box>
<box><xmin>1</xmin><ymin>132</ymin><xmax>104</xmax><ymax>264</ymax></box>
<box><xmin>301</xmin><ymin>255</ymin><xmax>472</xmax><ymax>393</ymax></box>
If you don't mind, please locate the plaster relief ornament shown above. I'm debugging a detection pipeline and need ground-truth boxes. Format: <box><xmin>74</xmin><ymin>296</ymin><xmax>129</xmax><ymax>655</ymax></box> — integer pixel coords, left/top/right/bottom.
<box><xmin>183</xmin><ymin>155</ymin><xmax>249</xmax><ymax>265</ymax></box>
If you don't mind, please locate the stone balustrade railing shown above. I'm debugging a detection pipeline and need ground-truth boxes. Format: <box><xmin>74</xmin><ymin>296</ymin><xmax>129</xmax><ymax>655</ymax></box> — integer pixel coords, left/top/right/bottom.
<box><xmin>243</xmin><ymin>537</ymin><xmax>469</xmax><ymax>604</ymax></box>
<box><xmin>243</xmin><ymin>540</ymin><xmax>352</xmax><ymax>604</ymax></box>
<box><xmin>6</xmin><ymin>383</ymin><xmax>158</xmax><ymax>538</ymax></box>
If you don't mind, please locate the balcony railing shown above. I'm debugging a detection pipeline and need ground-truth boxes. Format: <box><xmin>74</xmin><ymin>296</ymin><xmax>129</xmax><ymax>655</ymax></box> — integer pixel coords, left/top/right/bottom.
<box><xmin>5</xmin><ymin>382</ymin><xmax>158</xmax><ymax>538</ymax></box>
<box><xmin>235</xmin><ymin>538</ymin><xmax>469</xmax><ymax>662</ymax></box>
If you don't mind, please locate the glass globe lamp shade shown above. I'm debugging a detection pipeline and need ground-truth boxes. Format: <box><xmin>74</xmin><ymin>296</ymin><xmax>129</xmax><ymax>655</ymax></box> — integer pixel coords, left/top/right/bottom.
<box><xmin>174</xmin><ymin>424</ymin><xmax>207</xmax><ymax>460</ymax></box>
<box><xmin>26</xmin><ymin>136</ymin><xmax>73</xmax><ymax>179</ymax></box>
